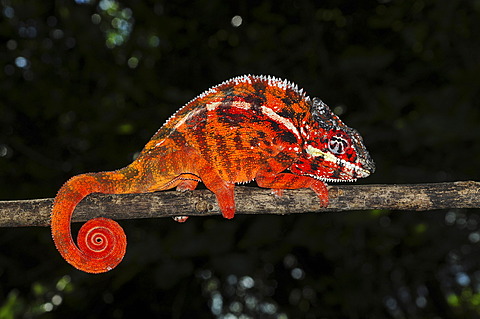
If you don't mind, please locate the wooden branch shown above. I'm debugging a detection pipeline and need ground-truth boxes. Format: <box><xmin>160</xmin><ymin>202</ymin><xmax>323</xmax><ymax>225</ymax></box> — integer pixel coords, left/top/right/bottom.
<box><xmin>1</xmin><ymin>181</ymin><xmax>479</xmax><ymax>227</ymax></box>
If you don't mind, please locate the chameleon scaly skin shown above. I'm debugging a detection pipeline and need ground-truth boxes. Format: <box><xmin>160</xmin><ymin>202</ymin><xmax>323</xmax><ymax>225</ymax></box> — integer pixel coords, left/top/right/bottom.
<box><xmin>51</xmin><ymin>75</ymin><xmax>375</xmax><ymax>273</ymax></box>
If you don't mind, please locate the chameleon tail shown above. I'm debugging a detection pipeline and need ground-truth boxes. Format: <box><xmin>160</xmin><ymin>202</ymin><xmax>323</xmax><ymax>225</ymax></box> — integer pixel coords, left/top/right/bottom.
<box><xmin>51</xmin><ymin>172</ymin><xmax>127</xmax><ymax>274</ymax></box>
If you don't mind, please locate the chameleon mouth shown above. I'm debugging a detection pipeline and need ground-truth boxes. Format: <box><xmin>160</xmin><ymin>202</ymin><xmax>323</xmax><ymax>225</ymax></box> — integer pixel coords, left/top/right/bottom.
<box><xmin>352</xmin><ymin>164</ymin><xmax>373</xmax><ymax>179</ymax></box>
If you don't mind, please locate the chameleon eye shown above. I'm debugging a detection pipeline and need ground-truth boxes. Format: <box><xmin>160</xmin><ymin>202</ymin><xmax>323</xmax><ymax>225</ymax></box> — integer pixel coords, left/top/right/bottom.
<box><xmin>328</xmin><ymin>134</ymin><xmax>349</xmax><ymax>155</ymax></box>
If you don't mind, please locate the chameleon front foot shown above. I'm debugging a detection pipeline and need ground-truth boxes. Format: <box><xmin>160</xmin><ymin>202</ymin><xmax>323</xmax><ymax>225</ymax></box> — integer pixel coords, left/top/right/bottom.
<box><xmin>270</xmin><ymin>182</ymin><xmax>329</xmax><ymax>207</ymax></box>
<box><xmin>309</xmin><ymin>180</ymin><xmax>329</xmax><ymax>207</ymax></box>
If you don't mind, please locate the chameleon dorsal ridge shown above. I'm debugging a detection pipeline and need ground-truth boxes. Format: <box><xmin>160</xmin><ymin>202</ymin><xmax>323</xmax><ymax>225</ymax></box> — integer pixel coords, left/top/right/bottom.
<box><xmin>51</xmin><ymin>74</ymin><xmax>375</xmax><ymax>273</ymax></box>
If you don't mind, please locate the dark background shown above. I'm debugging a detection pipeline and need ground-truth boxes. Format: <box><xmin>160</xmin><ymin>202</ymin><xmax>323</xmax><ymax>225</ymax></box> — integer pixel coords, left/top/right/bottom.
<box><xmin>1</xmin><ymin>0</ymin><xmax>480</xmax><ymax>318</ymax></box>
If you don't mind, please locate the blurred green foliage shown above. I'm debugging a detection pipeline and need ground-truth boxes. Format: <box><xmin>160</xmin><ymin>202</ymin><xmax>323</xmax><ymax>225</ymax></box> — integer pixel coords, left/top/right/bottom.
<box><xmin>1</xmin><ymin>0</ymin><xmax>479</xmax><ymax>318</ymax></box>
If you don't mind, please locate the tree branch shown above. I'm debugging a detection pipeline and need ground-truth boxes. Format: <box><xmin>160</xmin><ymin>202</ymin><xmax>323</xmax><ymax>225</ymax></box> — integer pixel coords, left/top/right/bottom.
<box><xmin>1</xmin><ymin>181</ymin><xmax>479</xmax><ymax>227</ymax></box>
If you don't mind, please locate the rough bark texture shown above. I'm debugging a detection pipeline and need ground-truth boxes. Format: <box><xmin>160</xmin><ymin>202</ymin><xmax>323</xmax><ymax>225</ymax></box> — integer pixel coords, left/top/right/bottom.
<box><xmin>0</xmin><ymin>181</ymin><xmax>478</xmax><ymax>227</ymax></box>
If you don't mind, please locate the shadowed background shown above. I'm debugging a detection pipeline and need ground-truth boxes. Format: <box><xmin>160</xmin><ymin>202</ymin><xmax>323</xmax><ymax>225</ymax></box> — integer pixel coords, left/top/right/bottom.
<box><xmin>1</xmin><ymin>0</ymin><xmax>479</xmax><ymax>318</ymax></box>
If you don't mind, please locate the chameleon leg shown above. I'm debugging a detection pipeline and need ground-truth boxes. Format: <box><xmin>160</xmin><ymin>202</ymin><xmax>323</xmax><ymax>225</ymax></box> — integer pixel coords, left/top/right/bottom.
<box><xmin>173</xmin><ymin>179</ymin><xmax>199</xmax><ymax>223</ymax></box>
<box><xmin>204</xmin><ymin>178</ymin><xmax>236</xmax><ymax>219</ymax></box>
<box><xmin>197</xmin><ymin>169</ymin><xmax>235</xmax><ymax>219</ymax></box>
<box><xmin>167</xmin><ymin>149</ymin><xmax>236</xmax><ymax>219</ymax></box>
<box><xmin>255</xmin><ymin>158</ymin><xmax>329</xmax><ymax>207</ymax></box>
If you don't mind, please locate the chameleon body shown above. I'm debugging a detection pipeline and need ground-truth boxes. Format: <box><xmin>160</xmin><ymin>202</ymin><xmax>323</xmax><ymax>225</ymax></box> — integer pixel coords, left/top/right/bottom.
<box><xmin>51</xmin><ymin>75</ymin><xmax>375</xmax><ymax>273</ymax></box>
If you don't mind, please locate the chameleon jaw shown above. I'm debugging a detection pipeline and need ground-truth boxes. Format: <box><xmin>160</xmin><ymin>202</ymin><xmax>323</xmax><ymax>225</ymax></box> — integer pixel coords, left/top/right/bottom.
<box><xmin>305</xmin><ymin>145</ymin><xmax>372</xmax><ymax>180</ymax></box>
<box><xmin>308</xmin><ymin>174</ymin><xmax>358</xmax><ymax>183</ymax></box>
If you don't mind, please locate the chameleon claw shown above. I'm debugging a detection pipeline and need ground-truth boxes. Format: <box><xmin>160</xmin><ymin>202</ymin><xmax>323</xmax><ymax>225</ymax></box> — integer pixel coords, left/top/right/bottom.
<box><xmin>173</xmin><ymin>216</ymin><xmax>189</xmax><ymax>223</ymax></box>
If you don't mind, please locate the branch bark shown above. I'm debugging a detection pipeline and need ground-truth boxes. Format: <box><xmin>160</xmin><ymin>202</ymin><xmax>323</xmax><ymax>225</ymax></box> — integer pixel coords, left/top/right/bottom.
<box><xmin>1</xmin><ymin>181</ymin><xmax>479</xmax><ymax>227</ymax></box>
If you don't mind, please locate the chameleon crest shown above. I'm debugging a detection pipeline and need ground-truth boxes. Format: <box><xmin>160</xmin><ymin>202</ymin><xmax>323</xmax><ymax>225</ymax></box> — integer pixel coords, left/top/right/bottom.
<box><xmin>51</xmin><ymin>75</ymin><xmax>375</xmax><ymax>273</ymax></box>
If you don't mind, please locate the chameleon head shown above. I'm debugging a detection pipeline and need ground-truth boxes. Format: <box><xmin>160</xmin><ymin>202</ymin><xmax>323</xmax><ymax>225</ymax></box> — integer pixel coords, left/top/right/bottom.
<box><xmin>291</xmin><ymin>98</ymin><xmax>375</xmax><ymax>182</ymax></box>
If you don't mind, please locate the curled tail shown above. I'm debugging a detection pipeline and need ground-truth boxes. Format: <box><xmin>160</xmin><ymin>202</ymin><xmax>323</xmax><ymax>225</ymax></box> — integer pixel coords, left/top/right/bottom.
<box><xmin>51</xmin><ymin>172</ymin><xmax>127</xmax><ymax>273</ymax></box>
